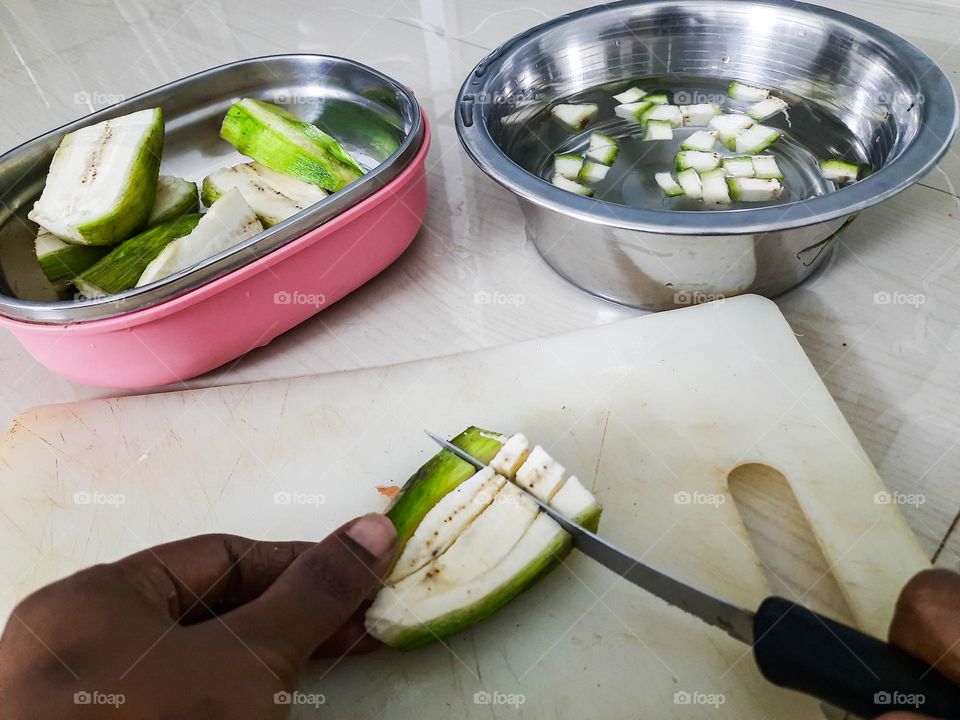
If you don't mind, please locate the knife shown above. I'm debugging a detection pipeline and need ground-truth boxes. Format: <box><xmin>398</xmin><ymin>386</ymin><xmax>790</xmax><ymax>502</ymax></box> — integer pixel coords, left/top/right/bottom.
<box><xmin>426</xmin><ymin>430</ymin><xmax>960</xmax><ymax>719</ymax></box>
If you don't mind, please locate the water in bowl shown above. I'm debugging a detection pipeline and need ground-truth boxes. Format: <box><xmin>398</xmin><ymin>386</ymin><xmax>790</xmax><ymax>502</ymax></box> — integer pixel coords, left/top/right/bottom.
<box><xmin>502</xmin><ymin>78</ymin><xmax>871</xmax><ymax>212</ymax></box>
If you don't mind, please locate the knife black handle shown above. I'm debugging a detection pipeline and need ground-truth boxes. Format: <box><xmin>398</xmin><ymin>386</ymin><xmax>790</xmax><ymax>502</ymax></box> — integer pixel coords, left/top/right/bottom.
<box><xmin>753</xmin><ymin>596</ymin><xmax>960</xmax><ymax>719</ymax></box>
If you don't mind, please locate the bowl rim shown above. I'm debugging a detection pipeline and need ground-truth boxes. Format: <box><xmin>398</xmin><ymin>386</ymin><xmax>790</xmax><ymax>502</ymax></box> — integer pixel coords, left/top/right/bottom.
<box><xmin>455</xmin><ymin>0</ymin><xmax>959</xmax><ymax>236</ymax></box>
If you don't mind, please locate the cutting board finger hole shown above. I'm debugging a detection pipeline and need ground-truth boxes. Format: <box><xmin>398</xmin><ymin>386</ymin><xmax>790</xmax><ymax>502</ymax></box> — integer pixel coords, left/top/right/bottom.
<box><xmin>727</xmin><ymin>463</ymin><xmax>857</xmax><ymax>627</ymax></box>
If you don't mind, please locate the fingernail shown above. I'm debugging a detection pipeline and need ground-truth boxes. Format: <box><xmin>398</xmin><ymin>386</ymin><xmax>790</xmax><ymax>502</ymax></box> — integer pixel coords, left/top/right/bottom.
<box><xmin>346</xmin><ymin>513</ymin><xmax>396</xmax><ymax>559</ymax></box>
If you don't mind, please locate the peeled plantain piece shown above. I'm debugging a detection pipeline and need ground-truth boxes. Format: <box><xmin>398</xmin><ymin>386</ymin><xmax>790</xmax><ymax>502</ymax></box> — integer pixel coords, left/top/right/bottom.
<box><xmin>147</xmin><ymin>175</ymin><xmax>199</xmax><ymax>225</ymax></box>
<box><xmin>136</xmin><ymin>189</ymin><xmax>262</xmax><ymax>287</ymax></box>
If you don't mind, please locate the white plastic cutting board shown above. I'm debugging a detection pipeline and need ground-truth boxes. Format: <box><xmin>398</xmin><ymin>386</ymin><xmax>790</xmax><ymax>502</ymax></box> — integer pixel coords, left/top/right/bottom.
<box><xmin>0</xmin><ymin>295</ymin><xmax>928</xmax><ymax>719</ymax></box>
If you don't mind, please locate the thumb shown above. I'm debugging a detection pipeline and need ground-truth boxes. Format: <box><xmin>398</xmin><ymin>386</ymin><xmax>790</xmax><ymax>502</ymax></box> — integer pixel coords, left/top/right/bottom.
<box><xmin>221</xmin><ymin>513</ymin><xmax>397</xmax><ymax>672</ymax></box>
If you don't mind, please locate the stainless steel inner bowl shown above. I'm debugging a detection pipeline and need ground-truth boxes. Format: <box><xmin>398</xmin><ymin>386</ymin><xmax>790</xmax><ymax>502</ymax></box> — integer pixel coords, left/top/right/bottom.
<box><xmin>456</xmin><ymin>0</ymin><xmax>958</xmax><ymax>310</ymax></box>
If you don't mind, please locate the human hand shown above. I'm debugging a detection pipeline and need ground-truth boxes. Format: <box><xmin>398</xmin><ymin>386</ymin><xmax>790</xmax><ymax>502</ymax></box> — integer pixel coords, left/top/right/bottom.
<box><xmin>0</xmin><ymin>513</ymin><xmax>397</xmax><ymax>719</ymax></box>
<box><xmin>879</xmin><ymin>568</ymin><xmax>960</xmax><ymax>719</ymax></box>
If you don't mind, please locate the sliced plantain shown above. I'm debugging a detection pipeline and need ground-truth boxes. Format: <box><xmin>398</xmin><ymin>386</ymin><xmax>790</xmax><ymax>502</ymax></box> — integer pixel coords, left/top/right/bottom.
<box><xmin>201</xmin><ymin>162</ymin><xmax>328</xmax><ymax>227</ymax></box>
<box><xmin>219</xmin><ymin>98</ymin><xmax>364</xmax><ymax>192</ymax></box>
<box><xmin>147</xmin><ymin>175</ymin><xmax>199</xmax><ymax>225</ymax></box>
<box><xmin>490</xmin><ymin>432</ymin><xmax>531</xmax><ymax>477</ymax></box>
<box><xmin>366</xmin><ymin>429</ymin><xmax>603</xmax><ymax>649</ymax></box>
<box><xmin>388</xmin><ymin>466</ymin><xmax>507</xmax><ymax>584</ymax></box>
<box><xmin>35</xmin><ymin>228</ymin><xmax>109</xmax><ymax>289</ymax></box>
<box><xmin>136</xmin><ymin>189</ymin><xmax>262</xmax><ymax>287</ymax></box>
<box><xmin>366</xmin><ymin>481</ymin><xmax>545</xmax><ymax>649</ymax></box>
<box><xmin>550</xmin><ymin>475</ymin><xmax>602</xmax><ymax>532</ymax></box>
<box><xmin>386</xmin><ymin>426</ymin><xmax>506</xmax><ymax>550</ymax></box>
<box><xmin>73</xmin><ymin>214</ymin><xmax>202</xmax><ymax>298</ymax></box>
<box><xmin>28</xmin><ymin>108</ymin><xmax>164</xmax><ymax>246</ymax></box>
<box><xmin>515</xmin><ymin>444</ymin><xmax>566</xmax><ymax>501</ymax></box>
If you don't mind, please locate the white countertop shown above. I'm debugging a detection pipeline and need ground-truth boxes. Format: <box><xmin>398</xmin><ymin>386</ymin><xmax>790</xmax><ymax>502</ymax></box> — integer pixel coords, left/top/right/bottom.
<box><xmin>0</xmin><ymin>0</ymin><xmax>958</xmax><ymax>561</ymax></box>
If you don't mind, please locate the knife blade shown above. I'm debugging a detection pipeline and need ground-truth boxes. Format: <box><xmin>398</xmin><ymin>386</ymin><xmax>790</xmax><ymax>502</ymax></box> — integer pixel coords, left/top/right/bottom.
<box><xmin>425</xmin><ymin>430</ymin><xmax>960</xmax><ymax>719</ymax></box>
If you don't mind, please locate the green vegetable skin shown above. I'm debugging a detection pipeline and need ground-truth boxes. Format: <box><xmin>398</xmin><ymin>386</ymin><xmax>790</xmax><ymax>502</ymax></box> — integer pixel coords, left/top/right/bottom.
<box><xmin>219</xmin><ymin>99</ymin><xmax>365</xmax><ymax>192</ymax></box>
<box><xmin>73</xmin><ymin>214</ymin><xmax>201</xmax><ymax>298</ymax></box>
<box><xmin>371</xmin><ymin>427</ymin><xmax>602</xmax><ymax>649</ymax></box>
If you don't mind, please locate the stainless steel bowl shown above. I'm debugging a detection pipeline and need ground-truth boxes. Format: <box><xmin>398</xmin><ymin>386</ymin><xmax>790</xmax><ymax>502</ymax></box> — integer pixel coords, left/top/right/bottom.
<box><xmin>456</xmin><ymin>0</ymin><xmax>958</xmax><ymax>310</ymax></box>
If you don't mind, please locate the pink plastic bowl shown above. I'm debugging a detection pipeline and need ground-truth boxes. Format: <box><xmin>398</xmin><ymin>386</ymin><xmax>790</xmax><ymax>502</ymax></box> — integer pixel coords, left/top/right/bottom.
<box><xmin>0</xmin><ymin>117</ymin><xmax>431</xmax><ymax>389</ymax></box>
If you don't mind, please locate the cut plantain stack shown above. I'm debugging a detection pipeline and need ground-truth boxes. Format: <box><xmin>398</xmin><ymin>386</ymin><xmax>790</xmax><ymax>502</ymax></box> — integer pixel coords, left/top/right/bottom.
<box><xmin>365</xmin><ymin>427</ymin><xmax>603</xmax><ymax>649</ymax></box>
<box><xmin>28</xmin><ymin>96</ymin><xmax>365</xmax><ymax>299</ymax></box>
